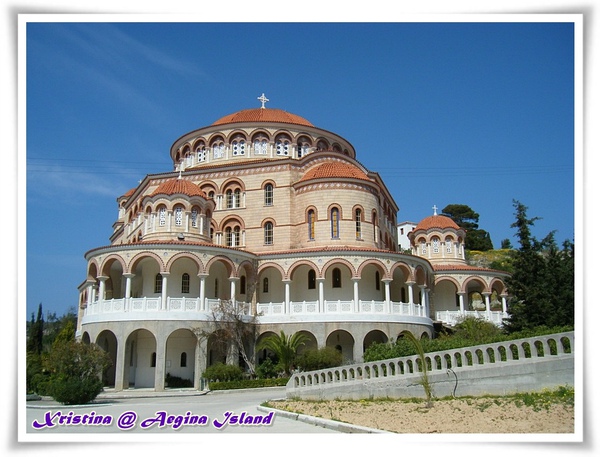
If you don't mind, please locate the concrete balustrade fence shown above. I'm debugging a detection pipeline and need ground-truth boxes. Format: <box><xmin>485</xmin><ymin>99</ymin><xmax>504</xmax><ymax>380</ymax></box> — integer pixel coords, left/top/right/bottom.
<box><xmin>286</xmin><ymin>331</ymin><xmax>575</xmax><ymax>400</ymax></box>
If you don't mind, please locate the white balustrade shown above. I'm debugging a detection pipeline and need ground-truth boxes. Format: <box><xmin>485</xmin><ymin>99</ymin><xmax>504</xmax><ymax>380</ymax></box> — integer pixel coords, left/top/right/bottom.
<box><xmin>288</xmin><ymin>331</ymin><xmax>574</xmax><ymax>390</ymax></box>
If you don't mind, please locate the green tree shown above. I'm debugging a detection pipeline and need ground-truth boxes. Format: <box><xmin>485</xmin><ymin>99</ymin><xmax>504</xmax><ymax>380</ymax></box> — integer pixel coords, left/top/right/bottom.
<box><xmin>442</xmin><ymin>204</ymin><xmax>493</xmax><ymax>251</ymax></box>
<box><xmin>43</xmin><ymin>340</ymin><xmax>112</xmax><ymax>405</ymax></box>
<box><xmin>257</xmin><ymin>331</ymin><xmax>308</xmax><ymax>376</ymax></box>
<box><xmin>504</xmin><ymin>200</ymin><xmax>574</xmax><ymax>332</ymax></box>
<box><xmin>27</xmin><ymin>303</ymin><xmax>44</xmax><ymax>355</ymax></box>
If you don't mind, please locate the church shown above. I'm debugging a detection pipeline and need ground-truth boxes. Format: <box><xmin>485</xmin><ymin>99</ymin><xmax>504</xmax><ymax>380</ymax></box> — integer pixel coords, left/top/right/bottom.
<box><xmin>76</xmin><ymin>95</ymin><xmax>509</xmax><ymax>391</ymax></box>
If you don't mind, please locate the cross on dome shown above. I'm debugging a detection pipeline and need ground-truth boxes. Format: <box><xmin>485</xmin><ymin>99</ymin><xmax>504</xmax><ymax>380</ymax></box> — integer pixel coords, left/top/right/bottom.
<box><xmin>257</xmin><ymin>93</ymin><xmax>269</xmax><ymax>109</ymax></box>
<box><xmin>432</xmin><ymin>204</ymin><xmax>438</xmax><ymax>216</ymax></box>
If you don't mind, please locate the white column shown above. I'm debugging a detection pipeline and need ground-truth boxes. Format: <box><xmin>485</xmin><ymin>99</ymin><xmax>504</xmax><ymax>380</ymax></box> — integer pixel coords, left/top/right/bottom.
<box><xmin>383</xmin><ymin>279</ymin><xmax>391</xmax><ymax>313</ymax></box>
<box><xmin>318</xmin><ymin>279</ymin><xmax>325</xmax><ymax>313</ymax></box>
<box><xmin>98</xmin><ymin>276</ymin><xmax>108</xmax><ymax>301</ymax></box>
<box><xmin>199</xmin><ymin>274</ymin><xmax>207</xmax><ymax>311</ymax></box>
<box><xmin>161</xmin><ymin>273</ymin><xmax>169</xmax><ymax>310</ymax></box>
<box><xmin>352</xmin><ymin>278</ymin><xmax>359</xmax><ymax>313</ymax></box>
<box><xmin>418</xmin><ymin>285</ymin><xmax>426</xmax><ymax>316</ymax></box>
<box><xmin>458</xmin><ymin>292</ymin><xmax>466</xmax><ymax>314</ymax></box>
<box><xmin>199</xmin><ymin>214</ymin><xmax>205</xmax><ymax>235</ymax></box>
<box><xmin>407</xmin><ymin>281</ymin><xmax>415</xmax><ymax>304</ymax></box>
<box><xmin>423</xmin><ymin>288</ymin><xmax>430</xmax><ymax>318</ymax></box>
<box><xmin>484</xmin><ymin>292</ymin><xmax>491</xmax><ymax>317</ymax></box>
<box><xmin>229</xmin><ymin>277</ymin><xmax>237</xmax><ymax>302</ymax></box>
<box><xmin>86</xmin><ymin>282</ymin><xmax>93</xmax><ymax>306</ymax></box>
<box><xmin>283</xmin><ymin>280</ymin><xmax>291</xmax><ymax>314</ymax></box>
<box><xmin>124</xmin><ymin>273</ymin><xmax>134</xmax><ymax>299</ymax></box>
<box><xmin>501</xmin><ymin>294</ymin><xmax>508</xmax><ymax>314</ymax></box>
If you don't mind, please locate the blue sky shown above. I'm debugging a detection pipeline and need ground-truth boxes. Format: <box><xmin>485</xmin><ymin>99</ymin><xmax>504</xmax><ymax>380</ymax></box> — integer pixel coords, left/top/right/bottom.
<box><xmin>23</xmin><ymin>18</ymin><xmax>578</xmax><ymax>319</ymax></box>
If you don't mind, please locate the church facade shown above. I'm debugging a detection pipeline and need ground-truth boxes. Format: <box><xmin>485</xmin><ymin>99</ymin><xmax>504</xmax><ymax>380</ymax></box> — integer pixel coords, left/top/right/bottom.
<box><xmin>77</xmin><ymin>97</ymin><xmax>509</xmax><ymax>391</ymax></box>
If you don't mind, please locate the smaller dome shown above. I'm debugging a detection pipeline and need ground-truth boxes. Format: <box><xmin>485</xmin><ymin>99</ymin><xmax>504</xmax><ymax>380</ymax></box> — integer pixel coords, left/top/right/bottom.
<box><xmin>299</xmin><ymin>161</ymin><xmax>370</xmax><ymax>182</ymax></box>
<box><xmin>414</xmin><ymin>215</ymin><xmax>461</xmax><ymax>232</ymax></box>
<box><xmin>150</xmin><ymin>178</ymin><xmax>207</xmax><ymax>199</ymax></box>
<box><xmin>212</xmin><ymin>108</ymin><xmax>314</xmax><ymax>127</ymax></box>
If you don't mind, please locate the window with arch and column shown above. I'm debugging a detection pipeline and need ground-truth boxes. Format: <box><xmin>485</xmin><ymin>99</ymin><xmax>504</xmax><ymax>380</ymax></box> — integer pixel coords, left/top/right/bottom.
<box><xmin>308</xmin><ymin>209</ymin><xmax>316</xmax><ymax>240</ymax></box>
<box><xmin>331</xmin><ymin>207</ymin><xmax>340</xmax><ymax>239</ymax></box>
<box><xmin>308</xmin><ymin>269</ymin><xmax>316</xmax><ymax>289</ymax></box>
<box><xmin>181</xmin><ymin>273</ymin><xmax>190</xmax><ymax>293</ymax></box>
<box><xmin>154</xmin><ymin>273</ymin><xmax>163</xmax><ymax>293</ymax></box>
<box><xmin>231</xmin><ymin>138</ymin><xmax>246</xmax><ymax>156</ymax></box>
<box><xmin>264</xmin><ymin>183</ymin><xmax>273</xmax><ymax>206</ymax></box>
<box><xmin>264</xmin><ymin>221</ymin><xmax>273</xmax><ymax>245</ymax></box>
<box><xmin>355</xmin><ymin>208</ymin><xmax>362</xmax><ymax>239</ymax></box>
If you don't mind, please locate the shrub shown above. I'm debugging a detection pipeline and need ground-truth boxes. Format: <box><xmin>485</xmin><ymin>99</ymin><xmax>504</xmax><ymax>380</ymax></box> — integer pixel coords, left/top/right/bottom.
<box><xmin>43</xmin><ymin>341</ymin><xmax>112</xmax><ymax>405</ymax></box>
<box><xmin>256</xmin><ymin>358</ymin><xmax>279</xmax><ymax>379</ymax></box>
<box><xmin>165</xmin><ymin>373</ymin><xmax>193</xmax><ymax>388</ymax></box>
<box><xmin>208</xmin><ymin>377</ymin><xmax>288</xmax><ymax>391</ymax></box>
<box><xmin>296</xmin><ymin>347</ymin><xmax>343</xmax><ymax>371</ymax></box>
<box><xmin>202</xmin><ymin>363</ymin><xmax>244</xmax><ymax>382</ymax></box>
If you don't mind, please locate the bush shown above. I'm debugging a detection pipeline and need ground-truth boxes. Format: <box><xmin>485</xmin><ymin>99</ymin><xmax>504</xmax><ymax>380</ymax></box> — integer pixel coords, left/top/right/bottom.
<box><xmin>208</xmin><ymin>377</ymin><xmax>288</xmax><ymax>391</ymax></box>
<box><xmin>43</xmin><ymin>341</ymin><xmax>112</xmax><ymax>405</ymax></box>
<box><xmin>256</xmin><ymin>358</ymin><xmax>279</xmax><ymax>379</ymax></box>
<box><xmin>363</xmin><ymin>324</ymin><xmax>574</xmax><ymax>363</ymax></box>
<box><xmin>202</xmin><ymin>363</ymin><xmax>244</xmax><ymax>382</ymax></box>
<box><xmin>165</xmin><ymin>373</ymin><xmax>193</xmax><ymax>388</ymax></box>
<box><xmin>296</xmin><ymin>347</ymin><xmax>343</xmax><ymax>371</ymax></box>
<box><xmin>48</xmin><ymin>374</ymin><xmax>105</xmax><ymax>405</ymax></box>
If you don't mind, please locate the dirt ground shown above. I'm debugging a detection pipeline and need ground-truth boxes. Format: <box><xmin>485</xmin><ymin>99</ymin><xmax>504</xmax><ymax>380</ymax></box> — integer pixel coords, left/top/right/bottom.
<box><xmin>270</xmin><ymin>396</ymin><xmax>575</xmax><ymax>434</ymax></box>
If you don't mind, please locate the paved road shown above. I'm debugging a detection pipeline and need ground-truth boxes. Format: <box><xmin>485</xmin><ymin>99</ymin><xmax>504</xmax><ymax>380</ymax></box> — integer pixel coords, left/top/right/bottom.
<box><xmin>24</xmin><ymin>387</ymin><xmax>339</xmax><ymax>436</ymax></box>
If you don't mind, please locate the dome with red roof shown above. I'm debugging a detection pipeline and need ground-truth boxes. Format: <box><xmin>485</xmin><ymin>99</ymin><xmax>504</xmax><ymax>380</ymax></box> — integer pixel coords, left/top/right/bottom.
<box><xmin>413</xmin><ymin>214</ymin><xmax>461</xmax><ymax>232</ymax></box>
<box><xmin>150</xmin><ymin>178</ymin><xmax>207</xmax><ymax>199</ymax></box>
<box><xmin>212</xmin><ymin>107</ymin><xmax>314</xmax><ymax>127</ymax></box>
<box><xmin>299</xmin><ymin>161</ymin><xmax>370</xmax><ymax>183</ymax></box>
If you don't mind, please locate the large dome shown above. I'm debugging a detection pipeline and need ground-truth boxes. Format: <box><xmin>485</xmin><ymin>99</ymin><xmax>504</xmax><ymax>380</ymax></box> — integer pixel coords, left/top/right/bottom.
<box><xmin>212</xmin><ymin>108</ymin><xmax>314</xmax><ymax>127</ymax></box>
<box><xmin>414</xmin><ymin>214</ymin><xmax>461</xmax><ymax>232</ymax></box>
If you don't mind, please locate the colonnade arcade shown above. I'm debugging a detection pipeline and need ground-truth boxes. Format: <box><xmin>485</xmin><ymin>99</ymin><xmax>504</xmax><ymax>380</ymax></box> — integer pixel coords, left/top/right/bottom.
<box><xmin>79</xmin><ymin>250</ymin><xmax>434</xmax><ymax>317</ymax></box>
<box><xmin>80</xmin><ymin>324</ymin><xmax>431</xmax><ymax>391</ymax></box>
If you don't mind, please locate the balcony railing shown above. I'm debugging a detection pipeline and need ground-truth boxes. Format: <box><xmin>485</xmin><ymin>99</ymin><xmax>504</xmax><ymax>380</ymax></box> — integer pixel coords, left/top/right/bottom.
<box><xmin>436</xmin><ymin>310</ymin><xmax>510</xmax><ymax>327</ymax></box>
<box><xmin>83</xmin><ymin>297</ymin><xmax>427</xmax><ymax>319</ymax></box>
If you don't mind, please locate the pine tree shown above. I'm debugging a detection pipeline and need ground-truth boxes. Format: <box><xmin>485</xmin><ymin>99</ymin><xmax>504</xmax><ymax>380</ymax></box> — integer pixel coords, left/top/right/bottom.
<box><xmin>504</xmin><ymin>200</ymin><xmax>574</xmax><ymax>332</ymax></box>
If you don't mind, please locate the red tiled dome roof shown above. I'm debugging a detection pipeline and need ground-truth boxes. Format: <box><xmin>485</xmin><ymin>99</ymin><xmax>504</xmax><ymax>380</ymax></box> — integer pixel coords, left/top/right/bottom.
<box><xmin>300</xmin><ymin>161</ymin><xmax>370</xmax><ymax>182</ymax></box>
<box><xmin>150</xmin><ymin>178</ymin><xmax>207</xmax><ymax>198</ymax></box>
<box><xmin>414</xmin><ymin>215</ymin><xmax>460</xmax><ymax>232</ymax></box>
<box><xmin>212</xmin><ymin>108</ymin><xmax>313</xmax><ymax>127</ymax></box>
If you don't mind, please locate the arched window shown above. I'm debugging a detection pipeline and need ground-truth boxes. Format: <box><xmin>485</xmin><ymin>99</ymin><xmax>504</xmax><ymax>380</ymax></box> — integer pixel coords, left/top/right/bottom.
<box><xmin>332</xmin><ymin>268</ymin><xmax>342</xmax><ymax>288</ymax></box>
<box><xmin>212</xmin><ymin>141</ymin><xmax>225</xmax><ymax>159</ymax></box>
<box><xmin>151</xmin><ymin>352</ymin><xmax>156</xmax><ymax>368</ymax></box>
<box><xmin>191</xmin><ymin>207</ymin><xmax>199</xmax><ymax>228</ymax></box>
<box><xmin>375</xmin><ymin>271</ymin><xmax>380</xmax><ymax>290</ymax></box>
<box><xmin>264</xmin><ymin>183</ymin><xmax>273</xmax><ymax>206</ymax></box>
<box><xmin>276</xmin><ymin>138</ymin><xmax>290</xmax><ymax>156</ymax></box>
<box><xmin>158</xmin><ymin>207</ymin><xmax>167</xmax><ymax>226</ymax></box>
<box><xmin>197</xmin><ymin>146</ymin><xmax>207</xmax><ymax>162</ymax></box>
<box><xmin>154</xmin><ymin>273</ymin><xmax>163</xmax><ymax>293</ymax></box>
<box><xmin>432</xmin><ymin>237</ymin><xmax>440</xmax><ymax>253</ymax></box>
<box><xmin>226</xmin><ymin>189</ymin><xmax>233</xmax><ymax>208</ymax></box>
<box><xmin>234</xmin><ymin>226</ymin><xmax>240</xmax><ymax>247</ymax></box>
<box><xmin>263</xmin><ymin>277</ymin><xmax>269</xmax><ymax>293</ymax></box>
<box><xmin>254</xmin><ymin>138</ymin><xmax>268</xmax><ymax>155</ymax></box>
<box><xmin>264</xmin><ymin>221</ymin><xmax>273</xmax><ymax>245</ymax></box>
<box><xmin>355</xmin><ymin>208</ymin><xmax>362</xmax><ymax>239</ymax></box>
<box><xmin>446</xmin><ymin>237</ymin><xmax>453</xmax><ymax>253</ymax></box>
<box><xmin>180</xmin><ymin>352</ymin><xmax>187</xmax><ymax>367</ymax></box>
<box><xmin>174</xmin><ymin>206</ymin><xmax>183</xmax><ymax>226</ymax></box>
<box><xmin>234</xmin><ymin>189</ymin><xmax>241</xmax><ymax>207</ymax></box>
<box><xmin>297</xmin><ymin>138</ymin><xmax>310</xmax><ymax>158</ymax></box>
<box><xmin>181</xmin><ymin>273</ymin><xmax>190</xmax><ymax>293</ymax></box>
<box><xmin>331</xmin><ymin>208</ymin><xmax>340</xmax><ymax>239</ymax></box>
<box><xmin>421</xmin><ymin>240</ymin><xmax>427</xmax><ymax>255</ymax></box>
<box><xmin>308</xmin><ymin>269</ymin><xmax>316</xmax><ymax>290</ymax></box>
<box><xmin>225</xmin><ymin>227</ymin><xmax>233</xmax><ymax>246</ymax></box>
<box><xmin>232</xmin><ymin>139</ymin><xmax>245</xmax><ymax>155</ymax></box>
<box><xmin>308</xmin><ymin>209</ymin><xmax>315</xmax><ymax>240</ymax></box>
